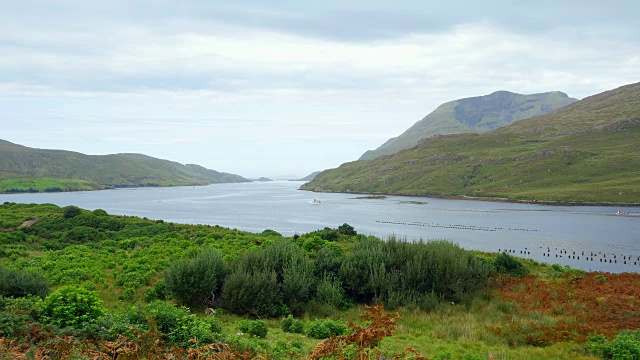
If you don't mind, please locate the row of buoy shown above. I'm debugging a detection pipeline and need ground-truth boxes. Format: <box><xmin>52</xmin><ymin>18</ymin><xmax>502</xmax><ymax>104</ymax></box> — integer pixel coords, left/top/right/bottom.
<box><xmin>375</xmin><ymin>220</ymin><xmax>538</xmax><ymax>232</ymax></box>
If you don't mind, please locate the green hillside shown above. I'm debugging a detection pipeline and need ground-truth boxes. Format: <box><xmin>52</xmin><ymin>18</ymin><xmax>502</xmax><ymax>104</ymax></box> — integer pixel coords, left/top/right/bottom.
<box><xmin>360</xmin><ymin>91</ymin><xmax>577</xmax><ymax>160</ymax></box>
<box><xmin>302</xmin><ymin>82</ymin><xmax>640</xmax><ymax>204</ymax></box>
<box><xmin>0</xmin><ymin>140</ymin><xmax>250</xmax><ymax>193</ymax></box>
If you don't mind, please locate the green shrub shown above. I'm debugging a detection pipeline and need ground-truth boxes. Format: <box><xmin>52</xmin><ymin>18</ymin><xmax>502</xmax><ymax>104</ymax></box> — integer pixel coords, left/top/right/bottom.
<box><xmin>589</xmin><ymin>330</ymin><xmax>640</xmax><ymax>359</ymax></box>
<box><xmin>551</xmin><ymin>263</ymin><xmax>564</xmax><ymax>272</ymax></box>
<box><xmin>282</xmin><ymin>259</ymin><xmax>314</xmax><ymax>315</ymax></box>
<box><xmin>271</xmin><ymin>338</ymin><xmax>304</xmax><ymax>359</ymax></box>
<box><xmin>145</xmin><ymin>301</ymin><xmax>218</xmax><ymax>346</ymax></box>
<box><xmin>306</xmin><ymin>318</ymin><xmax>347</xmax><ymax>339</ymax></box>
<box><xmin>223</xmin><ymin>240</ymin><xmax>313</xmax><ymax>317</ymax></box>
<box><xmin>494</xmin><ymin>252</ymin><xmax>529</xmax><ymax>277</ymax></box>
<box><xmin>92</xmin><ymin>209</ymin><xmax>108</xmax><ymax>216</ymax></box>
<box><xmin>63</xmin><ymin>206</ymin><xmax>82</xmax><ymax>219</ymax></box>
<box><xmin>238</xmin><ymin>319</ymin><xmax>268</xmax><ymax>338</ymax></box>
<box><xmin>0</xmin><ymin>267</ymin><xmax>50</xmax><ymax>298</ymax></box>
<box><xmin>261</xmin><ymin>229</ymin><xmax>282</xmax><ymax>237</ymax></box>
<box><xmin>281</xmin><ymin>315</ymin><xmax>304</xmax><ymax>334</ymax></box>
<box><xmin>314</xmin><ymin>274</ymin><xmax>347</xmax><ymax>310</ymax></box>
<box><xmin>164</xmin><ymin>247</ymin><xmax>228</xmax><ymax>308</ymax></box>
<box><xmin>144</xmin><ymin>279</ymin><xmax>167</xmax><ymax>302</ymax></box>
<box><xmin>221</xmin><ymin>269</ymin><xmax>283</xmax><ymax>317</ymax></box>
<box><xmin>337</xmin><ymin>223</ymin><xmax>357</xmax><ymax>236</ymax></box>
<box><xmin>314</xmin><ymin>245</ymin><xmax>344</xmax><ymax>277</ymax></box>
<box><xmin>41</xmin><ymin>285</ymin><xmax>106</xmax><ymax>328</ymax></box>
<box><xmin>339</xmin><ymin>238</ymin><xmax>493</xmax><ymax>305</ymax></box>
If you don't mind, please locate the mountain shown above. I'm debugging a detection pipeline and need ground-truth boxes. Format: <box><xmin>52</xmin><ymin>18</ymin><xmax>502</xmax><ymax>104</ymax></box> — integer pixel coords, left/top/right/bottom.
<box><xmin>291</xmin><ymin>171</ymin><xmax>321</xmax><ymax>182</ymax></box>
<box><xmin>360</xmin><ymin>91</ymin><xmax>577</xmax><ymax>160</ymax></box>
<box><xmin>0</xmin><ymin>140</ymin><xmax>250</xmax><ymax>193</ymax></box>
<box><xmin>301</xmin><ymin>82</ymin><xmax>640</xmax><ymax>204</ymax></box>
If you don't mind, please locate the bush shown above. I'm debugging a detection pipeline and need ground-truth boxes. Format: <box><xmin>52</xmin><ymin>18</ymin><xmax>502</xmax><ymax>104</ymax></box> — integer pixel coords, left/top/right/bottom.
<box><xmin>238</xmin><ymin>319</ymin><xmax>268</xmax><ymax>338</ymax></box>
<box><xmin>0</xmin><ymin>267</ymin><xmax>50</xmax><ymax>298</ymax></box>
<box><xmin>144</xmin><ymin>279</ymin><xmax>168</xmax><ymax>302</ymax></box>
<box><xmin>494</xmin><ymin>252</ymin><xmax>529</xmax><ymax>277</ymax></box>
<box><xmin>281</xmin><ymin>315</ymin><xmax>304</xmax><ymax>334</ymax></box>
<box><xmin>164</xmin><ymin>247</ymin><xmax>228</xmax><ymax>308</ymax></box>
<box><xmin>221</xmin><ymin>269</ymin><xmax>283</xmax><ymax>317</ymax></box>
<box><xmin>41</xmin><ymin>285</ymin><xmax>106</xmax><ymax>328</ymax></box>
<box><xmin>338</xmin><ymin>223</ymin><xmax>357</xmax><ymax>236</ymax></box>
<box><xmin>271</xmin><ymin>338</ymin><xmax>304</xmax><ymax>359</ymax></box>
<box><xmin>92</xmin><ymin>209</ymin><xmax>108</xmax><ymax>216</ymax></box>
<box><xmin>63</xmin><ymin>206</ymin><xmax>82</xmax><ymax>219</ymax></box>
<box><xmin>339</xmin><ymin>238</ymin><xmax>494</xmax><ymax>305</ymax></box>
<box><xmin>306</xmin><ymin>318</ymin><xmax>348</xmax><ymax>339</ymax></box>
<box><xmin>145</xmin><ymin>301</ymin><xmax>218</xmax><ymax>346</ymax></box>
<box><xmin>589</xmin><ymin>330</ymin><xmax>640</xmax><ymax>359</ymax></box>
<box><xmin>261</xmin><ymin>229</ymin><xmax>282</xmax><ymax>237</ymax></box>
<box><xmin>282</xmin><ymin>259</ymin><xmax>314</xmax><ymax>315</ymax></box>
<box><xmin>315</xmin><ymin>244</ymin><xmax>344</xmax><ymax>277</ymax></box>
<box><xmin>314</xmin><ymin>274</ymin><xmax>347</xmax><ymax>310</ymax></box>
<box><xmin>222</xmin><ymin>240</ymin><xmax>313</xmax><ymax>317</ymax></box>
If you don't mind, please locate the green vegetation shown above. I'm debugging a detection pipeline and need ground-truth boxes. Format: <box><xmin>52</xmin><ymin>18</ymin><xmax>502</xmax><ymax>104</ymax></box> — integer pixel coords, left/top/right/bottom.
<box><xmin>494</xmin><ymin>252</ymin><xmax>529</xmax><ymax>277</ymax></box>
<box><xmin>40</xmin><ymin>285</ymin><xmax>106</xmax><ymax>329</ymax></box>
<box><xmin>303</xmin><ymin>82</ymin><xmax>640</xmax><ymax>204</ymax></box>
<box><xmin>0</xmin><ymin>202</ymin><xmax>638</xmax><ymax>359</ymax></box>
<box><xmin>164</xmin><ymin>247</ymin><xmax>228</xmax><ymax>308</ymax></box>
<box><xmin>360</xmin><ymin>90</ymin><xmax>576</xmax><ymax>160</ymax></box>
<box><xmin>0</xmin><ymin>139</ymin><xmax>250</xmax><ymax>193</ymax></box>
<box><xmin>0</xmin><ymin>177</ymin><xmax>102</xmax><ymax>193</ymax></box>
<box><xmin>238</xmin><ymin>319</ymin><xmax>269</xmax><ymax>338</ymax></box>
<box><xmin>0</xmin><ymin>267</ymin><xmax>49</xmax><ymax>298</ymax></box>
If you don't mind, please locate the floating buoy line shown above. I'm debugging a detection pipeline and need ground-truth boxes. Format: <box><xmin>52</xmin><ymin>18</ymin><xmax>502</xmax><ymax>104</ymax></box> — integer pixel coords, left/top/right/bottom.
<box><xmin>374</xmin><ymin>220</ymin><xmax>538</xmax><ymax>232</ymax></box>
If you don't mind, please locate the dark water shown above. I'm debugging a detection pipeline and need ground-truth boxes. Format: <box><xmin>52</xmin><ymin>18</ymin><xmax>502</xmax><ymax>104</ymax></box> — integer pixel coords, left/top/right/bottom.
<box><xmin>2</xmin><ymin>181</ymin><xmax>639</xmax><ymax>273</ymax></box>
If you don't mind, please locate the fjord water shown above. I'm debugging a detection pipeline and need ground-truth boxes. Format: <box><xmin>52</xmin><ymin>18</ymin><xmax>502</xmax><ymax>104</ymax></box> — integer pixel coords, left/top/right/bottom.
<box><xmin>2</xmin><ymin>181</ymin><xmax>639</xmax><ymax>273</ymax></box>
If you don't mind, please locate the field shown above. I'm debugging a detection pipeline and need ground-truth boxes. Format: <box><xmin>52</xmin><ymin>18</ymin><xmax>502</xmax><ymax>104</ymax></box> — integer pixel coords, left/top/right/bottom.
<box><xmin>1</xmin><ymin>202</ymin><xmax>639</xmax><ymax>359</ymax></box>
<box><xmin>0</xmin><ymin>177</ymin><xmax>104</xmax><ymax>193</ymax></box>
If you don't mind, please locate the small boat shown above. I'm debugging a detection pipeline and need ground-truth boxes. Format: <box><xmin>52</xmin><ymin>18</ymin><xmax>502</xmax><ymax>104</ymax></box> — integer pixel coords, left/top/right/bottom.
<box><xmin>615</xmin><ymin>210</ymin><xmax>629</xmax><ymax>216</ymax></box>
<box><xmin>308</xmin><ymin>199</ymin><xmax>323</xmax><ymax>205</ymax></box>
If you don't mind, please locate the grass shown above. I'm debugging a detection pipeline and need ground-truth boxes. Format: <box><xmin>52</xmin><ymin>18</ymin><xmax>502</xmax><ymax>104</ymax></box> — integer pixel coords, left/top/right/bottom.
<box><xmin>0</xmin><ymin>177</ymin><xmax>104</xmax><ymax>193</ymax></box>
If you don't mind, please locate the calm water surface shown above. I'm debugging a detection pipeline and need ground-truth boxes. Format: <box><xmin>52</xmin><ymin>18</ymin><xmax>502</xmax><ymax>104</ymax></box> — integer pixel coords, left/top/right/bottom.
<box><xmin>2</xmin><ymin>181</ymin><xmax>639</xmax><ymax>273</ymax></box>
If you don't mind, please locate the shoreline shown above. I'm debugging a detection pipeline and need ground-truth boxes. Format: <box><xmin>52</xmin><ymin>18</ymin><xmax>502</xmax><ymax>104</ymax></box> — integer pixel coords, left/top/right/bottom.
<box><xmin>299</xmin><ymin>188</ymin><xmax>640</xmax><ymax>208</ymax></box>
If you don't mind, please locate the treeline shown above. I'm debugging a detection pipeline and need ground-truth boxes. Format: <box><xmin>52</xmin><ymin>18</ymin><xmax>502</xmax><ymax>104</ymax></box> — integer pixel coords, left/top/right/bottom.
<box><xmin>163</xmin><ymin>237</ymin><xmax>497</xmax><ymax>318</ymax></box>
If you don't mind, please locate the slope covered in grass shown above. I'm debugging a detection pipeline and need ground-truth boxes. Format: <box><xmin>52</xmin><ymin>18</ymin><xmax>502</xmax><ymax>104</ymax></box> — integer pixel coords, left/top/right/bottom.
<box><xmin>360</xmin><ymin>90</ymin><xmax>576</xmax><ymax>160</ymax></box>
<box><xmin>0</xmin><ymin>140</ymin><xmax>250</xmax><ymax>192</ymax></box>
<box><xmin>302</xmin><ymin>82</ymin><xmax>640</xmax><ymax>204</ymax></box>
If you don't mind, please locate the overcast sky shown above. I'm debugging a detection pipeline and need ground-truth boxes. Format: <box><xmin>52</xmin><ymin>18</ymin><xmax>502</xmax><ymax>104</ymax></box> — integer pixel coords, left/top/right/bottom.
<box><xmin>2</xmin><ymin>1</ymin><xmax>639</xmax><ymax>178</ymax></box>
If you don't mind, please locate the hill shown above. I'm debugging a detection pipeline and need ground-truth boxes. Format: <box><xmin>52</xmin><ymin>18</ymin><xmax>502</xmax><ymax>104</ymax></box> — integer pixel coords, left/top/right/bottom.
<box><xmin>301</xmin><ymin>82</ymin><xmax>640</xmax><ymax>204</ymax></box>
<box><xmin>291</xmin><ymin>171</ymin><xmax>322</xmax><ymax>182</ymax></box>
<box><xmin>0</xmin><ymin>140</ymin><xmax>250</xmax><ymax>193</ymax></box>
<box><xmin>360</xmin><ymin>91</ymin><xmax>577</xmax><ymax>160</ymax></box>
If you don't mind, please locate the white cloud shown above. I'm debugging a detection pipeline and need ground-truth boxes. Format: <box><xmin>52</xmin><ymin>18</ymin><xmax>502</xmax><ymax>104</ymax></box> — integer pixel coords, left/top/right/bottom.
<box><xmin>1</xmin><ymin>7</ymin><xmax>639</xmax><ymax>177</ymax></box>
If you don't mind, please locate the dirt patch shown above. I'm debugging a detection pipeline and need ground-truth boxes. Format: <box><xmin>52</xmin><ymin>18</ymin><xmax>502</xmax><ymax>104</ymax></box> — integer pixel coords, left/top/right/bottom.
<box><xmin>17</xmin><ymin>218</ymin><xmax>40</xmax><ymax>229</ymax></box>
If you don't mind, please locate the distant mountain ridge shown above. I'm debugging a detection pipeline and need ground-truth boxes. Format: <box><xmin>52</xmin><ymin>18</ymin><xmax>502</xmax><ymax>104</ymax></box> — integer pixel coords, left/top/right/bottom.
<box><xmin>302</xmin><ymin>82</ymin><xmax>640</xmax><ymax>204</ymax></box>
<box><xmin>360</xmin><ymin>90</ymin><xmax>577</xmax><ymax>160</ymax></box>
<box><xmin>0</xmin><ymin>140</ymin><xmax>249</xmax><ymax>192</ymax></box>
<box><xmin>291</xmin><ymin>171</ymin><xmax>321</xmax><ymax>182</ymax></box>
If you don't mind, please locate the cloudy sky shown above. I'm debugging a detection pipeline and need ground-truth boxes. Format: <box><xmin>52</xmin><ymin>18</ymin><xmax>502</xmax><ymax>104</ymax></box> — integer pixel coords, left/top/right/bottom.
<box><xmin>2</xmin><ymin>1</ymin><xmax>638</xmax><ymax>178</ymax></box>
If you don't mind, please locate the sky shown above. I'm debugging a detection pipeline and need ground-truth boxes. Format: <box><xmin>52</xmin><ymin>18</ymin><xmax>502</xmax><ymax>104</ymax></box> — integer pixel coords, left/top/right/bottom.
<box><xmin>1</xmin><ymin>1</ymin><xmax>639</xmax><ymax>179</ymax></box>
